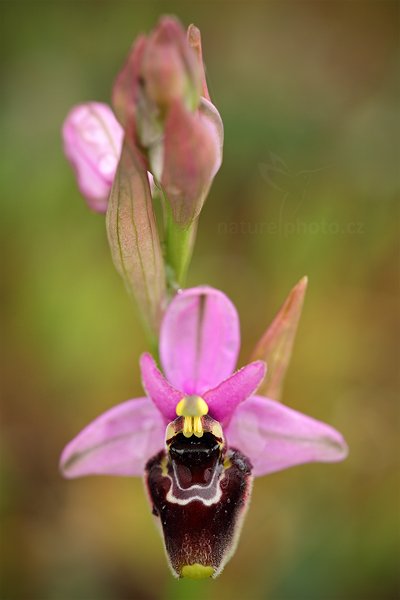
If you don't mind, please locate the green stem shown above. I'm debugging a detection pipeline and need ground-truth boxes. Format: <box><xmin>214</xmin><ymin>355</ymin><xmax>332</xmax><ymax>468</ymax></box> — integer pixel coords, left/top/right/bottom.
<box><xmin>164</xmin><ymin>200</ymin><xmax>197</xmax><ymax>292</ymax></box>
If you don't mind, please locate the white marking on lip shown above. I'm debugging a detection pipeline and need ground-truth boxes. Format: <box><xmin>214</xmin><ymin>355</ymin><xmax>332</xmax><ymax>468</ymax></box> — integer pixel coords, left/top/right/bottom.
<box><xmin>165</xmin><ymin>462</ymin><xmax>225</xmax><ymax>506</ymax></box>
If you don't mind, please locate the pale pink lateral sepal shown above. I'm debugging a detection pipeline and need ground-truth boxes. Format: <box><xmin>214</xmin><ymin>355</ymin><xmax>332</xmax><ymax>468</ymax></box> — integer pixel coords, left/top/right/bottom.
<box><xmin>62</xmin><ymin>102</ymin><xmax>123</xmax><ymax>212</ymax></box>
<box><xmin>204</xmin><ymin>361</ymin><xmax>266</xmax><ymax>426</ymax></box>
<box><xmin>60</xmin><ymin>398</ymin><xmax>165</xmax><ymax>478</ymax></box>
<box><xmin>251</xmin><ymin>276</ymin><xmax>308</xmax><ymax>400</ymax></box>
<box><xmin>140</xmin><ymin>353</ymin><xmax>183</xmax><ymax>422</ymax></box>
<box><xmin>226</xmin><ymin>395</ymin><xmax>348</xmax><ymax>477</ymax></box>
<box><xmin>159</xmin><ymin>286</ymin><xmax>240</xmax><ymax>396</ymax></box>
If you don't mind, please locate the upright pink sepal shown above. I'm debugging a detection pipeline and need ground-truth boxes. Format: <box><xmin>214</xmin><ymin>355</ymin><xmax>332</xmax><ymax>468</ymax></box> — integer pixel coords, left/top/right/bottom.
<box><xmin>226</xmin><ymin>395</ymin><xmax>348</xmax><ymax>477</ymax></box>
<box><xmin>160</xmin><ymin>286</ymin><xmax>240</xmax><ymax>396</ymax></box>
<box><xmin>62</xmin><ymin>102</ymin><xmax>123</xmax><ymax>212</ymax></box>
<box><xmin>204</xmin><ymin>361</ymin><xmax>266</xmax><ymax>426</ymax></box>
<box><xmin>60</xmin><ymin>398</ymin><xmax>165</xmax><ymax>478</ymax></box>
<box><xmin>251</xmin><ymin>276</ymin><xmax>308</xmax><ymax>400</ymax></box>
<box><xmin>140</xmin><ymin>353</ymin><xmax>183</xmax><ymax>422</ymax></box>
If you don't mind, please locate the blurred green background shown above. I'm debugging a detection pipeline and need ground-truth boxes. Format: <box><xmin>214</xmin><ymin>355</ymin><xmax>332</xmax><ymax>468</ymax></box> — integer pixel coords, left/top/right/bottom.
<box><xmin>1</xmin><ymin>1</ymin><xmax>399</xmax><ymax>599</ymax></box>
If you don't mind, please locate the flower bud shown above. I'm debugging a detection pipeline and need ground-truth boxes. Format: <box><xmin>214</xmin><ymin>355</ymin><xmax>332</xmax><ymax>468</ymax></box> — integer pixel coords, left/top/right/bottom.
<box><xmin>112</xmin><ymin>19</ymin><xmax>223</xmax><ymax>228</ymax></box>
<box><xmin>161</xmin><ymin>98</ymin><xmax>223</xmax><ymax>225</ymax></box>
<box><xmin>112</xmin><ymin>17</ymin><xmax>201</xmax><ymax>134</ymax></box>
<box><xmin>141</xmin><ymin>17</ymin><xmax>201</xmax><ymax>113</ymax></box>
<box><xmin>62</xmin><ymin>102</ymin><xmax>123</xmax><ymax>212</ymax></box>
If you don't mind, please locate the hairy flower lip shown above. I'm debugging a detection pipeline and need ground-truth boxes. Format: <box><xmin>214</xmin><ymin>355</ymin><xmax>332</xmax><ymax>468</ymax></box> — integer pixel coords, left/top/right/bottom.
<box><xmin>145</xmin><ymin>439</ymin><xmax>253</xmax><ymax>578</ymax></box>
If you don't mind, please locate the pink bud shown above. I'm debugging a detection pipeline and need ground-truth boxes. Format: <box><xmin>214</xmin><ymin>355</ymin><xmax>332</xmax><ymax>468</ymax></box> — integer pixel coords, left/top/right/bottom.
<box><xmin>141</xmin><ymin>17</ymin><xmax>201</xmax><ymax>112</ymax></box>
<box><xmin>112</xmin><ymin>18</ymin><xmax>201</xmax><ymax>140</ymax></box>
<box><xmin>161</xmin><ymin>98</ymin><xmax>223</xmax><ymax>225</ymax></box>
<box><xmin>62</xmin><ymin>102</ymin><xmax>123</xmax><ymax>213</ymax></box>
<box><xmin>111</xmin><ymin>19</ymin><xmax>222</xmax><ymax>226</ymax></box>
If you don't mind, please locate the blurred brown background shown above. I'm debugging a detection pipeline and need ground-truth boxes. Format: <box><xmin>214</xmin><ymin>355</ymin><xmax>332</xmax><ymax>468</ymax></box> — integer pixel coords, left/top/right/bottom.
<box><xmin>1</xmin><ymin>1</ymin><xmax>399</xmax><ymax>599</ymax></box>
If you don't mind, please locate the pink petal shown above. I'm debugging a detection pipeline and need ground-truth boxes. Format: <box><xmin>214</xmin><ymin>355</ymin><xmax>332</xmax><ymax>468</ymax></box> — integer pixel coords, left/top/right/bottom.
<box><xmin>251</xmin><ymin>276</ymin><xmax>308</xmax><ymax>400</ymax></box>
<box><xmin>60</xmin><ymin>398</ymin><xmax>165</xmax><ymax>478</ymax></box>
<box><xmin>225</xmin><ymin>395</ymin><xmax>348</xmax><ymax>476</ymax></box>
<box><xmin>62</xmin><ymin>102</ymin><xmax>123</xmax><ymax>212</ymax></box>
<box><xmin>204</xmin><ymin>361</ymin><xmax>266</xmax><ymax>426</ymax></box>
<box><xmin>160</xmin><ymin>286</ymin><xmax>240</xmax><ymax>396</ymax></box>
<box><xmin>140</xmin><ymin>353</ymin><xmax>183</xmax><ymax>422</ymax></box>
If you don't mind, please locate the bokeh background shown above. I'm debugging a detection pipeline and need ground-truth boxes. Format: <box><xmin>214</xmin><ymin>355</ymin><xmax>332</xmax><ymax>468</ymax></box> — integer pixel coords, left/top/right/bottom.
<box><xmin>1</xmin><ymin>1</ymin><xmax>399</xmax><ymax>599</ymax></box>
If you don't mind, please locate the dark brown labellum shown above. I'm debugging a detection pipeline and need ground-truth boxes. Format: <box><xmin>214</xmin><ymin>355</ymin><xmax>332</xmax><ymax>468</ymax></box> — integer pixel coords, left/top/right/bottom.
<box><xmin>145</xmin><ymin>425</ymin><xmax>253</xmax><ymax>578</ymax></box>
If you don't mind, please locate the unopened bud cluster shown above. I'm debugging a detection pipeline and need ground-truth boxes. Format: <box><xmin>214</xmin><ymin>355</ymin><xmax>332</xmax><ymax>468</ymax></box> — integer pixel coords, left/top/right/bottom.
<box><xmin>62</xmin><ymin>17</ymin><xmax>223</xmax><ymax>337</ymax></box>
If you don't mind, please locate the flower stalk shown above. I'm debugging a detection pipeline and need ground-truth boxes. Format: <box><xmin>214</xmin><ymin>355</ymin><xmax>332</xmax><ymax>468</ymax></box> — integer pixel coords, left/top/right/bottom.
<box><xmin>163</xmin><ymin>199</ymin><xmax>197</xmax><ymax>290</ymax></box>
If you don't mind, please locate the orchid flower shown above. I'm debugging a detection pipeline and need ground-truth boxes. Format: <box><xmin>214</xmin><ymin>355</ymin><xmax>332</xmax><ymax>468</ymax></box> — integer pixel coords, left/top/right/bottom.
<box><xmin>60</xmin><ymin>286</ymin><xmax>347</xmax><ymax>579</ymax></box>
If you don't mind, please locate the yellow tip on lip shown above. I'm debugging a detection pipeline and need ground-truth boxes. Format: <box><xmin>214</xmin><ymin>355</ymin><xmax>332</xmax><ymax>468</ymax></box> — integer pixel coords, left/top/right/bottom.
<box><xmin>181</xmin><ymin>564</ymin><xmax>215</xmax><ymax>579</ymax></box>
